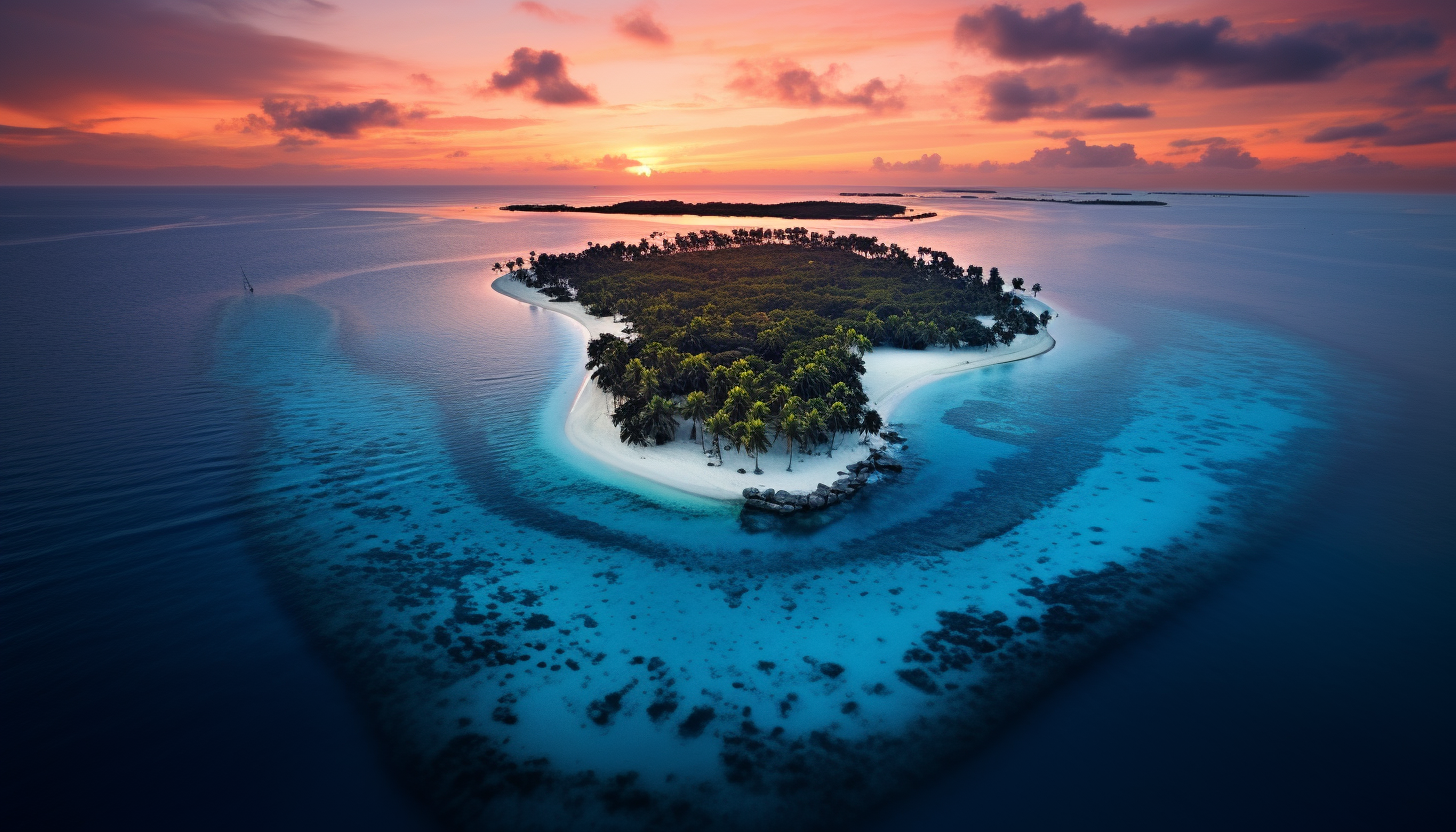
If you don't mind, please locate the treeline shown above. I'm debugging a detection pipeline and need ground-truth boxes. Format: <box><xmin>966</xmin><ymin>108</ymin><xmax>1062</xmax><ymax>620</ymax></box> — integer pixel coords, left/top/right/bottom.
<box><xmin>501</xmin><ymin>228</ymin><xmax>1049</xmax><ymax>464</ymax></box>
<box><xmin>500</xmin><ymin>200</ymin><xmax>908</xmax><ymax>220</ymax></box>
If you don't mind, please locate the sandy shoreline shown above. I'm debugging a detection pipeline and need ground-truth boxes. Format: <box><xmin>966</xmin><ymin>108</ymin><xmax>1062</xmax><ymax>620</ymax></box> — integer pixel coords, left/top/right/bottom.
<box><xmin>492</xmin><ymin>275</ymin><xmax>1055</xmax><ymax>501</ymax></box>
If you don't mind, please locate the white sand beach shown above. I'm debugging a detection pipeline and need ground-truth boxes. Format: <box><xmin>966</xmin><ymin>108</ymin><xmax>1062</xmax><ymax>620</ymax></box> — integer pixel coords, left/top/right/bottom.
<box><xmin>493</xmin><ymin>275</ymin><xmax>1055</xmax><ymax>501</ymax></box>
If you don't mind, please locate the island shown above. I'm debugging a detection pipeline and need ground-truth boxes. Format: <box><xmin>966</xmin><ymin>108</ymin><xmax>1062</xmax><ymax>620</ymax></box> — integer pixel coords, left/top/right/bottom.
<box><xmin>492</xmin><ymin>227</ymin><xmax>1055</xmax><ymax>508</ymax></box>
<box><xmin>838</xmin><ymin>192</ymin><xmax>905</xmax><ymax>197</ymax></box>
<box><xmin>993</xmin><ymin>196</ymin><xmax>1166</xmax><ymax>206</ymax></box>
<box><xmin>1149</xmin><ymin>192</ymin><xmax>1306</xmax><ymax>198</ymax></box>
<box><xmin>500</xmin><ymin>200</ymin><xmax>936</xmax><ymax>221</ymax></box>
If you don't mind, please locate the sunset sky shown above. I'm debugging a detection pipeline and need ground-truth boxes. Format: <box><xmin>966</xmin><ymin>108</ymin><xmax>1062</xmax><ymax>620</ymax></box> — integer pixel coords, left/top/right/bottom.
<box><xmin>2</xmin><ymin>0</ymin><xmax>1453</xmax><ymax>188</ymax></box>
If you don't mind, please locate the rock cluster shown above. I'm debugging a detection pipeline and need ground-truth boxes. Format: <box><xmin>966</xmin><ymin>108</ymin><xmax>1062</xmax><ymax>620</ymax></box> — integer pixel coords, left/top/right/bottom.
<box><xmin>742</xmin><ymin>459</ymin><xmax>883</xmax><ymax>514</ymax></box>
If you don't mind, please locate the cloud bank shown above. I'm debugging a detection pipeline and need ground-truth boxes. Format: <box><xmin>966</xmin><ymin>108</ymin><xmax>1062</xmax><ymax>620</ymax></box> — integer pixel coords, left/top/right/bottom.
<box><xmin>978</xmin><ymin>71</ymin><xmax>1150</xmax><ymax>121</ymax></box>
<box><xmin>955</xmin><ymin>3</ymin><xmax>1439</xmax><ymax>87</ymax></box>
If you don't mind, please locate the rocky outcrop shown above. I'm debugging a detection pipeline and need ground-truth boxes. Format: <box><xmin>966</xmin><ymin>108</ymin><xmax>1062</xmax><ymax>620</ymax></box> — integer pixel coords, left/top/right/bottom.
<box><xmin>741</xmin><ymin>456</ymin><xmax>893</xmax><ymax>515</ymax></box>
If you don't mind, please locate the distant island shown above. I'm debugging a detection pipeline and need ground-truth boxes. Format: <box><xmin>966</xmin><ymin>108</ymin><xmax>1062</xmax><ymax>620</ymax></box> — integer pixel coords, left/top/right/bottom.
<box><xmin>839</xmin><ymin>192</ymin><xmax>904</xmax><ymax>197</ymax></box>
<box><xmin>497</xmin><ymin>228</ymin><xmax>1050</xmax><ymax>502</ymax></box>
<box><xmin>1149</xmin><ymin>192</ymin><xmax>1306</xmax><ymax>198</ymax></box>
<box><xmin>501</xmin><ymin>200</ymin><xmax>936</xmax><ymax>220</ymax></box>
<box><xmin>994</xmin><ymin>197</ymin><xmax>1167</xmax><ymax>206</ymax></box>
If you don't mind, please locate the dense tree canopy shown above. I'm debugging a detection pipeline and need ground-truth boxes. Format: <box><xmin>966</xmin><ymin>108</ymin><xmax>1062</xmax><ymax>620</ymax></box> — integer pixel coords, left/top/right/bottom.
<box><xmin>515</xmin><ymin>227</ymin><xmax>1045</xmax><ymax>455</ymax></box>
<box><xmin>500</xmin><ymin>200</ymin><xmax>924</xmax><ymax>220</ymax></box>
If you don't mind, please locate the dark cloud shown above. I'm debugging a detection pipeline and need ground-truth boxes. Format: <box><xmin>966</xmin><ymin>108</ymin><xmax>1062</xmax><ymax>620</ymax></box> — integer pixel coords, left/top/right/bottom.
<box><xmin>257</xmin><ymin>97</ymin><xmax>425</xmax><ymax>138</ymax></box>
<box><xmin>0</xmin><ymin>0</ymin><xmax>354</xmax><ymax>117</ymax></box>
<box><xmin>1285</xmin><ymin>152</ymin><xmax>1401</xmax><ymax>173</ymax></box>
<box><xmin>981</xmin><ymin>72</ymin><xmax>1074</xmax><ymax>121</ymax></box>
<box><xmin>615</xmin><ymin>7</ymin><xmax>671</xmax><ymax>45</ymax></box>
<box><xmin>445</xmin><ymin>149</ymin><xmax>469</xmax><ymax>158</ymax></box>
<box><xmin>1192</xmin><ymin>143</ymin><xmax>1259</xmax><ymax>169</ymax></box>
<box><xmin>975</xmin><ymin>71</ymin><xmax>1150</xmax><ymax>121</ymax></box>
<box><xmin>957</xmin><ymin>2</ymin><xmax>1110</xmax><ymax>61</ymax></box>
<box><xmin>1169</xmin><ymin>136</ymin><xmax>1227</xmax><ymax>148</ymax></box>
<box><xmin>1306</xmin><ymin>122</ymin><xmax>1390</xmax><ymax>142</ymax></box>
<box><xmin>1305</xmin><ymin>115</ymin><xmax>1456</xmax><ymax>146</ymax></box>
<box><xmin>487</xmin><ymin>48</ymin><xmax>598</xmax><ymax>105</ymax></box>
<box><xmin>276</xmin><ymin>134</ymin><xmax>320</xmax><ymax>151</ymax></box>
<box><xmin>1013</xmin><ymin>137</ymin><xmax>1144</xmax><ymax>168</ymax></box>
<box><xmin>729</xmin><ymin>60</ymin><xmax>905</xmax><ymax>113</ymax></box>
<box><xmin>513</xmin><ymin>2</ymin><xmax>582</xmax><ymax>23</ymax></box>
<box><xmin>1166</xmin><ymin>135</ymin><xmax>1258</xmax><ymax>168</ymax></box>
<box><xmin>1034</xmin><ymin>129</ymin><xmax>1082</xmax><ymax>139</ymax></box>
<box><xmin>1372</xmin><ymin>116</ymin><xmax>1456</xmax><ymax>146</ymax></box>
<box><xmin>871</xmin><ymin>153</ymin><xmax>942</xmax><ymax>172</ymax></box>
<box><xmin>1389</xmin><ymin>67</ymin><xmax>1456</xmax><ymax>104</ymax></box>
<box><xmin>1080</xmin><ymin>102</ymin><xmax>1152</xmax><ymax>119</ymax></box>
<box><xmin>954</xmin><ymin>3</ymin><xmax>1439</xmax><ymax>87</ymax></box>
<box><xmin>408</xmin><ymin>73</ymin><xmax>439</xmax><ymax>91</ymax></box>
<box><xmin>595</xmin><ymin>153</ymin><xmax>643</xmax><ymax>171</ymax></box>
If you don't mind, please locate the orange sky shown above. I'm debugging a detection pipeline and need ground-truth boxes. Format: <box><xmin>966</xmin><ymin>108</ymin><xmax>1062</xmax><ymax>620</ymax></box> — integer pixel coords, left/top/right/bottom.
<box><xmin>1</xmin><ymin>0</ymin><xmax>1453</xmax><ymax>188</ymax></box>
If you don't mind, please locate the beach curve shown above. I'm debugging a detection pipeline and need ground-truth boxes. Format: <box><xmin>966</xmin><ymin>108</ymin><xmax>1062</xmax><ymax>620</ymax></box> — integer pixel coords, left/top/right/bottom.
<box><xmin>492</xmin><ymin>275</ymin><xmax>1057</xmax><ymax>501</ymax></box>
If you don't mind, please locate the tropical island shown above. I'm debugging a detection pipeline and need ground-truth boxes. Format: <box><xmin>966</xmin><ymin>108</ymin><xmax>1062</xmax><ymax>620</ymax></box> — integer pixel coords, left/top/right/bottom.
<box><xmin>994</xmin><ymin>196</ymin><xmax>1167</xmax><ymax>206</ymax></box>
<box><xmin>500</xmin><ymin>200</ymin><xmax>936</xmax><ymax>221</ymax></box>
<box><xmin>492</xmin><ymin>227</ymin><xmax>1055</xmax><ymax>506</ymax></box>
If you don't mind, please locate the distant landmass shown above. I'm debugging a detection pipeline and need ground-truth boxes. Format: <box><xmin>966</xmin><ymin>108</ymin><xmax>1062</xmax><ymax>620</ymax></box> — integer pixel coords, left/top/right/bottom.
<box><xmin>839</xmin><ymin>192</ymin><xmax>904</xmax><ymax>197</ymax></box>
<box><xmin>994</xmin><ymin>197</ymin><xmax>1167</xmax><ymax>206</ymax></box>
<box><xmin>1150</xmin><ymin>192</ymin><xmax>1306</xmax><ymax>198</ymax></box>
<box><xmin>501</xmin><ymin>200</ymin><xmax>934</xmax><ymax>220</ymax></box>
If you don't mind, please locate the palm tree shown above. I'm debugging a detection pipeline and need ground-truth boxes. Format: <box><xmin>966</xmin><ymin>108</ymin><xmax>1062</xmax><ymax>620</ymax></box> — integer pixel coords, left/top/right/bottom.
<box><xmin>826</xmin><ymin>401</ymin><xmax>852</xmax><ymax>457</ymax></box>
<box><xmin>612</xmin><ymin>398</ymin><xmax>651</xmax><ymax>447</ymax></box>
<box><xmin>791</xmin><ymin>363</ymin><xmax>831</xmax><ymax>399</ymax></box>
<box><xmin>704</xmin><ymin>411</ymin><xmax>731</xmax><ymax>464</ymax></box>
<box><xmin>1031</xmin><ymin>282</ymin><xmax>1042</xmax><ymax>297</ymax></box>
<box><xmin>624</xmin><ymin>358</ymin><xmax>659</xmax><ymax>398</ymax></box>
<box><xmin>644</xmin><ymin>395</ymin><xmax>679</xmax><ymax>445</ymax></box>
<box><xmin>586</xmin><ymin>336</ymin><xmax>629</xmax><ymax>399</ymax></box>
<box><xmin>779</xmin><ymin>413</ymin><xmax>804</xmax><ymax>471</ymax></box>
<box><xmin>683</xmin><ymin>391</ymin><xmax>711</xmax><ymax>447</ymax></box>
<box><xmin>767</xmin><ymin>383</ymin><xmax>792</xmax><ymax>414</ymax></box>
<box><xmin>805</xmin><ymin>407</ymin><xmax>825</xmax><ymax>454</ymax></box>
<box><xmin>860</xmin><ymin>409</ymin><xmax>883</xmax><ymax>441</ymax></box>
<box><xmin>677</xmin><ymin>354</ymin><xmax>710</xmax><ymax>393</ymax></box>
<box><xmin>740</xmin><ymin>418</ymin><xmax>770</xmax><ymax>475</ymax></box>
<box><xmin>723</xmin><ymin>385</ymin><xmax>753</xmax><ymax>423</ymax></box>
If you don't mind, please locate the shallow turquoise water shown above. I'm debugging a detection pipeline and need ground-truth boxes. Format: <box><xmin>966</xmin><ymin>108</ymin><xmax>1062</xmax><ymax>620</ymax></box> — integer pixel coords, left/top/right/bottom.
<box><xmin>210</xmin><ymin>197</ymin><xmax>1348</xmax><ymax>830</ymax></box>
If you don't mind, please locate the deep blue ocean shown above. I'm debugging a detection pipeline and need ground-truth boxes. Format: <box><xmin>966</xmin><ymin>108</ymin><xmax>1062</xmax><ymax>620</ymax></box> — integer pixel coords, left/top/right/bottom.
<box><xmin>2</xmin><ymin>186</ymin><xmax>1452</xmax><ymax>831</ymax></box>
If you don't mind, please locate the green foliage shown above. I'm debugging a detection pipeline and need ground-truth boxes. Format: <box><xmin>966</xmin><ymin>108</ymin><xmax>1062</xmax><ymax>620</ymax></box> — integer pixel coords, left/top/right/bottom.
<box><xmin>501</xmin><ymin>200</ymin><xmax>911</xmax><ymax>220</ymax></box>
<box><xmin>534</xmin><ymin>228</ymin><xmax>1043</xmax><ymax>451</ymax></box>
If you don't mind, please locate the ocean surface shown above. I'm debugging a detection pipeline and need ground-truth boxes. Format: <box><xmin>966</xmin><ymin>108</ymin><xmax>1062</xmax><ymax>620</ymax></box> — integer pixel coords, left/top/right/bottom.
<box><xmin>2</xmin><ymin>186</ymin><xmax>1452</xmax><ymax>830</ymax></box>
